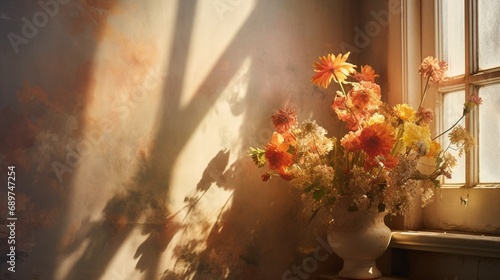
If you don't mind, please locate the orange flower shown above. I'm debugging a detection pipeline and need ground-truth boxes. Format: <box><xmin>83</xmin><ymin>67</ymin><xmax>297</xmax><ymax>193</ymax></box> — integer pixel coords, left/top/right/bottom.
<box><xmin>359</xmin><ymin>123</ymin><xmax>395</xmax><ymax>158</ymax></box>
<box><xmin>382</xmin><ymin>154</ymin><xmax>399</xmax><ymax>169</ymax></box>
<box><xmin>426</xmin><ymin>140</ymin><xmax>441</xmax><ymax>157</ymax></box>
<box><xmin>332</xmin><ymin>92</ymin><xmax>357</xmax><ymax>129</ymax></box>
<box><xmin>340</xmin><ymin>130</ymin><xmax>361</xmax><ymax>152</ymax></box>
<box><xmin>333</xmin><ymin>82</ymin><xmax>382</xmax><ymax>131</ymax></box>
<box><xmin>364</xmin><ymin>154</ymin><xmax>398</xmax><ymax>171</ymax></box>
<box><xmin>311</xmin><ymin>52</ymin><xmax>356</xmax><ymax>88</ymax></box>
<box><xmin>349</xmin><ymin>81</ymin><xmax>382</xmax><ymax>111</ymax></box>
<box><xmin>272</xmin><ymin>108</ymin><xmax>297</xmax><ymax>133</ymax></box>
<box><xmin>265</xmin><ymin>132</ymin><xmax>294</xmax><ymax>175</ymax></box>
<box><xmin>353</xmin><ymin>65</ymin><xmax>380</xmax><ymax>82</ymax></box>
<box><xmin>416</xmin><ymin>107</ymin><xmax>434</xmax><ymax>125</ymax></box>
<box><xmin>418</xmin><ymin>56</ymin><xmax>448</xmax><ymax>83</ymax></box>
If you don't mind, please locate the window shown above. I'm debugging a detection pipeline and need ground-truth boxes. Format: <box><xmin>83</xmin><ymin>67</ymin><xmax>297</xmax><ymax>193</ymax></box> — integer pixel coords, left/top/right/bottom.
<box><xmin>438</xmin><ymin>0</ymin><xmax>500</xmax><ymax>187</ymax></box>
<box><xmin>411</xmin><ymin>0</ymin><xmax>500</xmax><ymax>235</ymax></box>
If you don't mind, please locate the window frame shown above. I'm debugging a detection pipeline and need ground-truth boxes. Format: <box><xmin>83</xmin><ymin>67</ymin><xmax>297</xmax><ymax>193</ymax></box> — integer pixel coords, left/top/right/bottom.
<box><xmin>380</xmin><ymin>0</ymin><xmax>500</xmax><ymax>234</ymax></box>
<box><xmin>437</xmin><ymin>0</ymin><xmax>500</xmax><ymax>188</ymax></box>
<box><xmin>416</xmin><ymin>0</ymin><xmax>500</xmax><ymax>235</ymax></box>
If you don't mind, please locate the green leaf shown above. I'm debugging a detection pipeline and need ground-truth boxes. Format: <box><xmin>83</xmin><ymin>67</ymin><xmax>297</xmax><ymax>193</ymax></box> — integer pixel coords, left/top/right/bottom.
<box><xmin>307</xmin><ymin>207</ymin><xmax>323</xmax><ymax>225</ymax></box>
<box><xmin>327</xmin><ymin>196</ymin><xmax>337</xmax><ymax>206</ymax></box>
<box><xmin>248</xmin><ymin>147</ymin><xmax>266</xmax><ymax>167</ymax></box>
<box><xmin>304</xmin><ymin>185</ymin><xmax>314</xmax><ymax>193</ymax></box>
<box><xmin>312</xmin><ymin>188</ymin><xmax>325</xmax><ymax>201</ymax></box>
<box><xmin>435</xmin><ymin>156</ymin><xmax>443</xmax><ymax>166</ymax></box>
<box><xmin>347</xmin><ymin>204</ymin><xmax>358</xmax><ymax>212</ymax></box>
<box><xmin>432</xmin><ymin>178</ymin><xmax>441</xmax><ymax>188</ymax></box>
<box><xmin>378</xmin><ymin>203</ymin><xmax>386</xmax><ymax>212</ymax></box>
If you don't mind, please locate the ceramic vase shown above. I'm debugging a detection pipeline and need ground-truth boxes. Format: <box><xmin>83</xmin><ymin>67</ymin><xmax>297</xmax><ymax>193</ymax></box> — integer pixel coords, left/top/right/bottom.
<box><xmin>327</xmin><ymin>197</ymin><xmax>391</xmax><ymax>279</ymax></box>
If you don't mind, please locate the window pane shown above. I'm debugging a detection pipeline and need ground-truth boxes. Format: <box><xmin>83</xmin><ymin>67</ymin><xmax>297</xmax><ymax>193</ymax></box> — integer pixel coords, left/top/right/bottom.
<box><xmin>442</xmin><ymin>90</ymin><xmax>466</xmax><ymax>184</ymax></box>
<box><xmin>441</xmin><ymin>0</ymin><xmax>465</xmax><ymax>76</ymax></box>
<box><xmin>478</xmin><ymin>0</ymin><xmax>500</xmax><ymax>70</ymax></box>
<box><xmin>479</xmin><ymin>84</ymin><xmax>500</xmax><ymax>182</ymax></box>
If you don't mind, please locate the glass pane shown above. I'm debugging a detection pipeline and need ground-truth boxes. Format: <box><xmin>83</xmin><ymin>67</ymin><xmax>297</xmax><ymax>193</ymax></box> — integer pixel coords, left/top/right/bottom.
<box><xmin>478</xmin><ymin>0</ymin><xmax>500</xmax><ymax>70</ymax></box>
<box><xmin>441</xmin><ymin>0</ymin><xmax>465</xmax><ymax>76</ymax></box>
<box><xmin>479</xmin><ymin>84</ymin><xmax>500</xmax><ymax>182</ymax></box>
<box><xmin>442</xmin><ymin>90</ymin><xmax>466</xmax><ymax>184</ymax></box>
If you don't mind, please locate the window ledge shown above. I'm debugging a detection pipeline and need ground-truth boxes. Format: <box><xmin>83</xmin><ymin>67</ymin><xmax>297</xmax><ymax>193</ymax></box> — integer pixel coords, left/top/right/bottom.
<box><xmin>390</xmin><ymin>231</ymin><xmax>500</xmax><ymax>258</ymax></box>
<box><xmin>319</xmin><ymin>277</ymin><xmax>406</xmax><ymax>280</ymax></box>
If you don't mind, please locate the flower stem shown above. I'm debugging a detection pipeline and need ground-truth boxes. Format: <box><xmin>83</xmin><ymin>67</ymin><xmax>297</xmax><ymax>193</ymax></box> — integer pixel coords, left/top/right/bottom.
<box><xmin>334</xmin><ymin>75</ymin><xmax>361</xmax><ymax>129</ymax></box>
<box><xmin>336</xmin><ymin>74</ymin><xmax>347</xmax><ymax>96</ymax></box>
<box><xmin>432</xmin><ymin>114</ymin><xmax>464</xmax><ymax>141</ymax></box>
<box><xmin>419</xmin><ymin>75</ymin><xmax>431</xmax><ymax>108</ymax></box>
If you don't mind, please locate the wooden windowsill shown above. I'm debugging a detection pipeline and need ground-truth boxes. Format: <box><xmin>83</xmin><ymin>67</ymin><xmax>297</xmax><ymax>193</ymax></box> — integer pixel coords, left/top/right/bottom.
<box><xmin>390</xmin><ymin>230</ymin><xmax>500</xmax><ymax>258</ymax></box>
<box><xmin>318</xmin><ymin>276</ymin><xmax>407</xmax><ymax>280</ymax></box>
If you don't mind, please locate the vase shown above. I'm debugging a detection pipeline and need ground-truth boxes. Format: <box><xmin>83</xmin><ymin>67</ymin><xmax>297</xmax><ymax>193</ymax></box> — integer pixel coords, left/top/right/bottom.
<box><xmin>327</xmin><ymin>196</ymin><xmax>391</xmax><ymax>279</ymax></box>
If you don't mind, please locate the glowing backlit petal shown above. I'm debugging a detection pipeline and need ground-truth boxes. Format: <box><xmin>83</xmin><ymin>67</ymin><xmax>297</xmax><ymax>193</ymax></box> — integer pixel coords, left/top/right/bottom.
<box><xmin>311</xmin><ymin>52</ymin><xmax>356</xmax><ymax>88</ymax></box>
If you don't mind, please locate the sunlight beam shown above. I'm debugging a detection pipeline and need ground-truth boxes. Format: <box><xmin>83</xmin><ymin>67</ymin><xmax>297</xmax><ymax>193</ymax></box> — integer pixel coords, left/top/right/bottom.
<box><xmin>180</xmin><ymin>0</ymin><xmax>256</xmax><ymax>108</ymax></box>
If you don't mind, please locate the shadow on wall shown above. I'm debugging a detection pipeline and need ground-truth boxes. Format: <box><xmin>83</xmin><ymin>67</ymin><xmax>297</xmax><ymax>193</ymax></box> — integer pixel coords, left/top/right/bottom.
<box><xmin>0</xmin><ymin>0</ymin><xmax>122</xmax><ymax>279</ymax></box>
<box><xmin>0</xmin><ymin>0</ymin><xmax>351</xmax><ymax>279</ymax></box>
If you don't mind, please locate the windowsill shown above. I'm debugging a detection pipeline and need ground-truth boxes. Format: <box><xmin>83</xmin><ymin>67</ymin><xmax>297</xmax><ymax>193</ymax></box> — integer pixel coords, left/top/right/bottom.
<box><xmin>390</xmin><ymin>230</ymin><xmax>500</xmax><ymax>258</ymax></box>
<box><xmin>318</xmin><ymin>277</ymin><xmax>406</xmax><ymax>280</ymax></box>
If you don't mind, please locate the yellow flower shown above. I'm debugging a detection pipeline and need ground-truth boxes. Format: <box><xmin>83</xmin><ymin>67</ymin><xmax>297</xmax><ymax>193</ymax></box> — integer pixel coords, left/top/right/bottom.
<box><xmin>402</xmin><ymin>122</ymin><xmax>431</xmax><ymax>151</ymax></box>
<box><xmin>366</xmin><ymin>113</ymin><xmax>385</xmax><ymax>125</ymax></box>
<box><xmin>426</xmin><ymin>140</ymin><xmax>441</xmax><ymax>157</ymax></box>
<box><xmin>394</xmin><ymin>104</ymin><xmax>416</xmax><ymax>122</ymax></box>
<box><xmin>449</xmin><ymin>125</ymin><xmax>475</xmax><ymax>156</ymax></box>
<box><xmin>311</xmin><ymin>52</ymin><xmax>356</xmax><ymax>88</ymax></box>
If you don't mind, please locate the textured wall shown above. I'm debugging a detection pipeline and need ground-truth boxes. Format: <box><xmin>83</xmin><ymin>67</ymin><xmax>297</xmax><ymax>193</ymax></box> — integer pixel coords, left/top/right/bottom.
<box><xmin>0</xmin><ymin>0</ymin><xmax>361</xmax><ymax>279</ymax></box>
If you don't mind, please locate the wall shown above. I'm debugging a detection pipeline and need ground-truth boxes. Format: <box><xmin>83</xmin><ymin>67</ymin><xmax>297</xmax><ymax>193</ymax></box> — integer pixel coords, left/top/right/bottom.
<box><xmin>389</xmin><ymin>248</ymin><xmax>500</xmax><ymax>280</ymax></box>
<box><xmin>0</xmin><ymin>0</ymin><xmax>363</xmax><ymax>279</ymax></box>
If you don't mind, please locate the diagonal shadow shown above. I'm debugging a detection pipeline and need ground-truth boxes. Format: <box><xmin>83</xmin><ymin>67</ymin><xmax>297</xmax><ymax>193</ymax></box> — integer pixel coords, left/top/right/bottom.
<box><xmin>60</xmin><ymin>0</ymin><xmax>294</xmax><ymax>278</ymax></box>
<box><xmin>0</xmin><ymin>1</ymin><xmax>124</xmax><ymax>280</ymax></box>
<box><xmin>0</xmin><ymin>0</ymin><xmax>352</xmax><ymax>279</ymax></box>
<box><xmin>154</xmin><ymin>0</ymin><xmax>356</xmax><ymax>278</ymax></box>
<box><xmin>46</xmin><ymin>0</ymin><xmax>352</xmax><ymax>279</ymax></box>
<box><xmin>141</xmin><ymin>0</ymin><xmax>347</xmax><ymax>278</ymax></box>
<box><xmin>58</xmin><ymin>1</ymin><xmax>200</xmax><ymax>279</ymax></box>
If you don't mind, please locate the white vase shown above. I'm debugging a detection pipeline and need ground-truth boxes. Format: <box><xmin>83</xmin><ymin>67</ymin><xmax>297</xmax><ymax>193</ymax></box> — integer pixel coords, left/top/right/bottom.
<box><xmin>327</xmin><ymin>197</ymin><xmax>391</xmax><ymax>279</ymax></box>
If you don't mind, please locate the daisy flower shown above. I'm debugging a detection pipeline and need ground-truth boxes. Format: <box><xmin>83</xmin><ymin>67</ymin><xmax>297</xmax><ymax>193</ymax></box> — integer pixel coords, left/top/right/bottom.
<box><xmin>311</xmin><ymin>52</ymin><xmax>356</xmax><ymax>88</ymax></box>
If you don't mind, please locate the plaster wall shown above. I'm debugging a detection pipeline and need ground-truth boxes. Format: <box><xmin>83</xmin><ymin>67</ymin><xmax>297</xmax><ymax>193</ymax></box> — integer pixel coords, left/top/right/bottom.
<box><xmin>0</xmin><ymin>0</ymin><xmax>366</xmax><ymax>279</ymax></box>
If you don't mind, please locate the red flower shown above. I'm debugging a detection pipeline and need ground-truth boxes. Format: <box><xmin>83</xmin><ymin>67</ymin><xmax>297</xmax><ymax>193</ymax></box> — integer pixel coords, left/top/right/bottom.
<box><xmin>261</xmin><ymin>172</ymin><xmax>271</xmax><ymax>182</ymax></box>
<box><xmin>340</xmin><ymin>131</ymin><xmax>361</xmax><ymax>152</ymax></box>
<box><xmin>272</xmin><ymin>108</ymin><xmax>297</xmax><ymax>133</ymax></box>
<box><xmin>359</xmin><ymin>123</ymin><xmax>395</xmax><ymax>158</ymax></box>
<box><xmin>416</xmin><ymin>107</ymin><xmax>434</xmax><ymax>125</ymax></box>
<box><xmin>265</xmin><ymin>147</ymin><xmax>293</xmax><ymax>172</ymax></box>
<box><xmin>264</xmin><ymin>132</ymin><xmax>294</xmax><ymax>176</ymax></box>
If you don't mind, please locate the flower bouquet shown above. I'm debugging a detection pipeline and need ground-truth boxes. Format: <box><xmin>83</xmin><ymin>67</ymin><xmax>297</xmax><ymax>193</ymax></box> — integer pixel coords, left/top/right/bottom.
<box><xmin>249</xmin><ymin>52</ymin><xmax>482</xmax><ymax>216</ymax></box>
